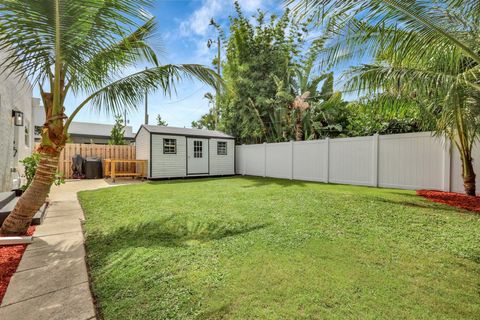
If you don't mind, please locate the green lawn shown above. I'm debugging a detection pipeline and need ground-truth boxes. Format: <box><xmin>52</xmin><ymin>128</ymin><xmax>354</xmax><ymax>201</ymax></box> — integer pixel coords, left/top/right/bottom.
<box><xmin>78</xmin><ymin>177</ymin><xmax>480</xmax><ymax>320</ymax></box>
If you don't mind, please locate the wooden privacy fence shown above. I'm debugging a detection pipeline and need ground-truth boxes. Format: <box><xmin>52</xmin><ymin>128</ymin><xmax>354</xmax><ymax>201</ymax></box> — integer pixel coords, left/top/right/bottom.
<box><xmin>55</xmin><ymin>143</ymin><xmax>136</xmax><ymax>178</ymax></box>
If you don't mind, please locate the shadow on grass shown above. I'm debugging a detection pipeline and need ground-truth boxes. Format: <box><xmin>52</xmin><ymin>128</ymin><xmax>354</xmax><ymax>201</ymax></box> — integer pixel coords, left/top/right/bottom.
<box><xmin>365</xmin><ymin>194</ymin><xmax>471</xmax><ymax>214</ymax></box>
<box><xmin>197</xmin><ymin>303</ymin><xmax>233</xmax><ymax>320</ymax></box>
<box><xmin>86</xmin><ymin>216</ymin><xmax>268</xmax><ymax>251</ymax></box>
<box><xmin>146</xmin><ymin>176</ymin><xmax>236</xmax><ymax>186</ymax></box>
<box><xmin>240</xmin><ymin>176</ymin><xmax>308</xmax><ymax>188</ymax></box>
<box><xmin>369</xmin><ymin>195</ymin><xmax>464</xmax><ymax>212</ymax></box>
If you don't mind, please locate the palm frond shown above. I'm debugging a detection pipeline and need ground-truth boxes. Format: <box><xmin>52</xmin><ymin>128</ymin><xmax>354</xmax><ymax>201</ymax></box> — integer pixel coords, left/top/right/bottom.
<box><xmin>73</xmin><ymin>18</ymin><xmax>160</xmax><ymax>92</ymax></box>
<box><xmin>287</xmin><ymin>0</ymin><xmax>480</xmax><ymax>66</ymax></box>
<box><xmin>0</xmin><ymin>0</ymin><xmax>153</xmax><ymax>85</ymax></box>
<box><xmin>65</xmin><ymin>64</ymin><xmax>221</xmax><ymax>129</ymax></box>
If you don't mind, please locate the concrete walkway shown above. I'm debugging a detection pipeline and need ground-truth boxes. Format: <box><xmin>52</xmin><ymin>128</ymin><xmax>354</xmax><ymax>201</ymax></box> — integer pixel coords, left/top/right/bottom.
<box><xmin>0</xmin><ymin>179</ymin><xmax>142</xmax><ymax>320</ymax></box>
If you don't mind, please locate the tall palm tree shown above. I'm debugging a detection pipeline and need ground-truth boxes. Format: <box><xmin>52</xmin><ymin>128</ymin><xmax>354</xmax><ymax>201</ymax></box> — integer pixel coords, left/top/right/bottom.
<box><xmin>273</xmin><ymin>44</ymin><xmax>331</xmax><ymax>141</ymax></box>
<box><xmin>287</xmin><ymin>0</ymin><xmax>480</xmax><ymax>195</ymax></box>
<box><xmin>0</xmin><ymin>0</ymin><xmax>220</xmax><ymax>235</ymax></box>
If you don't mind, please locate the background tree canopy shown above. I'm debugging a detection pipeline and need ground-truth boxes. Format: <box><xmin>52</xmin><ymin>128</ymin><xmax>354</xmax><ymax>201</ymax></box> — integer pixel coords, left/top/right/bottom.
<box><xmin>192</xmin><ymin>1</ymin><xmax>427</xmax><ymax>144</ymax></box>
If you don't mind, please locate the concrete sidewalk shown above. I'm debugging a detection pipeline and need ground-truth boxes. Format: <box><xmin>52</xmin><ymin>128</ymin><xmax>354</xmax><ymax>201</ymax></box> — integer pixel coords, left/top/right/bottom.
<box><xmin>0</xmin><ymin>179</ymin><xmax>141</xmax><ymax>320</ymax></box>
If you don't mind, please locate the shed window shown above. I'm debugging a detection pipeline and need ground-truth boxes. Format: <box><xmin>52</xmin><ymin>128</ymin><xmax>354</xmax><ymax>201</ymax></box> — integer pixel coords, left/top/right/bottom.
<box><xmin>163</xmin><ymin>138</ymin><xmax>176</xmax><ymax>154</ymax></box>
<box><xmin>194</xmin><ymin>140</ymin><xmax>203</xmax><ymax>158</ymax></box>
<box><xmin>217</xmin><ymin>141</ymin><xmax>227</xmax><ymax>155</ymax></box>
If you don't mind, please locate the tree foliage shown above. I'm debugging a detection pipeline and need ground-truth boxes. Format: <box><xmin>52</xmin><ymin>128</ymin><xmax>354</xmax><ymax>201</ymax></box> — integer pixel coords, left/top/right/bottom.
<box><xmin>192</xmin><ymin>2</ymin><xmax>345</xmax><ymax>143</ymax></box>
<box><xmin>288</xmin><ymin>0</ymin><xmax>480</xmax><ymax>195</ymax></box>
<box><xmin>192</xmin><ymin>2</ymin><xmax>424</xmax><ymax>143</ymax></box>
<box><xmin>191</xmin><ymin>92</ymin><xmax>217</xmax><ymax>130</ymax></box>
<box><xmin>20</xmin><ymin>153</ymin><xmax>64</xmax><ymax>191</ymax></box>
<box><xmin>109</xmin><ymin>115</ymin><xmax>127</xmax><ymax>145</ymax></box>
<box><xmin>156</xmin><ymin>114</ymin><xmax>168</xmax><ymax>126</ymax></box>
<box><xmin>191</xmin><ymin>111</ymin><xmax>216</xmax><ymax>130</ymax></box>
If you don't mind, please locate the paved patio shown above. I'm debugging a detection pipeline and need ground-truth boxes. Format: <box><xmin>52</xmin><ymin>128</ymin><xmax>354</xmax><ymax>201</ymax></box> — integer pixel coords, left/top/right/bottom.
<box><xmin>0</xmin><ymin>179</ymin><xmax>142</xmax><ymax>320</ymax></box>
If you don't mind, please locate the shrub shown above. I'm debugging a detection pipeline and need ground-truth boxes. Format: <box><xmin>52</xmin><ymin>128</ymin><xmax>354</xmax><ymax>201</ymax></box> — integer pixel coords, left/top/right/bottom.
<box><xmin>20</xmin><ymin>153</ymin><xmax>64</xmax><ymax>191</ymax></box>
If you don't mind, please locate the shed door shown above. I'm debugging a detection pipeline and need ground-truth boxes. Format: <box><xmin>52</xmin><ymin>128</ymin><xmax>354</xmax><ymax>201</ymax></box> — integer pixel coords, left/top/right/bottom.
<box><xmin>187</xmin><ymin>138</ymin><xmax>209</xmax><ymax>175</ymax></box>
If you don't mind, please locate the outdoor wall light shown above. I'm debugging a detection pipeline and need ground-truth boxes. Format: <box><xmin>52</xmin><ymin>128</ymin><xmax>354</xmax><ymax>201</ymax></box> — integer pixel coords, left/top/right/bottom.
<box><xmin>12</xmin><ymin>110</ymin><xmax>24</xmax><ymax>126</ymax></box>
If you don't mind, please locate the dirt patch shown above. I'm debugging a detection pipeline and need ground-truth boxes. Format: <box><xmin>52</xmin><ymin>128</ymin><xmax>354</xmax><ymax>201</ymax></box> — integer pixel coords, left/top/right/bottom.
<box><xmin>417</xmin><ymin>190</ymin><xmax>480</xmax><ymax>213</ymax></box>
<box><xmin>0</xmin><ymin>226</ymin><xmax>35</xmax><ymax>304</ymax></box>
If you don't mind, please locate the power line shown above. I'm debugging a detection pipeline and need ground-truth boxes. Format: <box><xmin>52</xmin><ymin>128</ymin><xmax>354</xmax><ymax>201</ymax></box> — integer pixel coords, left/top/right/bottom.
<box><xmin>160</xmin><ymin>85</ymin><xmax>207</xmax><ymax>105</ymax></box>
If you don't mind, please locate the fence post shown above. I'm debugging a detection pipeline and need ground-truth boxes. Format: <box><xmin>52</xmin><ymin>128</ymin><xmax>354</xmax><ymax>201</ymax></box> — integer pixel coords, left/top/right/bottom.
<box><xmin>443</xmin><ymin>136</ymin><xmax>451</xmax><ymax>192</ymax></box>
<box><xmin>242</xmin><ymin>145</ymin><xmax>247</xmax><ymax>176</ymax></box>
<box><xmin>290</xmin><ymin>140</ymin><xmax>294</xmax><ymax>180</ymax></box>
<box><xmin>263</xmin><ymin>142</ymin><xmax>267</xmax><ymax>177</ymax></box>
<box><xmin>372</xmin><ymin>133</ymin><xmax>379</xmax><ymax>187</ymax></box>
<box><xmin>325</xmin><ymin>138</ymin><xmax>330</xmax><ymax>183</ymax></box>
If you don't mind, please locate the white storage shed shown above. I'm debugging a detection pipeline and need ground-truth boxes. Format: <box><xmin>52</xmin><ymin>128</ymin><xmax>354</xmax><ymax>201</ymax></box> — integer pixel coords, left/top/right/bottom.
<box><xmin>135</xmin><ymin>125</ymin><xmax>235</xmax><ymax>179</ymax></box>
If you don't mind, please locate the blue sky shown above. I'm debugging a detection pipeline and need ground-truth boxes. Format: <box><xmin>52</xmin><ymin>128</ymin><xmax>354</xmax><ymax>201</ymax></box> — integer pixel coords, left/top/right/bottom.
<box><xmin>58</xmin><ymin>0</ymin><xmax>282</xmax><ymax>133</ymax></box>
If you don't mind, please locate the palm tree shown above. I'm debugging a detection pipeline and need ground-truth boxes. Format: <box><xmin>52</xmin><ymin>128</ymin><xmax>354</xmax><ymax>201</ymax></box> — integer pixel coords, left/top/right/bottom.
<box><xmin>0</xmin><ymin>0</ymin><xmax>220</xmax><ymax>235</ymax></box>
<box><xmin>204</xmin><ymin>92</ymin><xmax>218</xmax><ymax>129</ymax></box>
<box><xmin>288</xmin><ymin>0</ymin><xmax>480</xmax><ymax>195</ymax></box>
<box><xmin>273</xmin><ymin>43</ymin><xmax>332</xmax><ymax>141</ymax></box>
<box><xmin>291</xmin><ymin>61</ymin><xmax>331</xmax><ymax>141</ymax></box>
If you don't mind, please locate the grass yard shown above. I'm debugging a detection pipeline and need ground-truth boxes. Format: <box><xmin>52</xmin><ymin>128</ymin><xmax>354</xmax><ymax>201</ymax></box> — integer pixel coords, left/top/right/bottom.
<box><xmin>78</xmin><ymin>177</ymin><xmax>480</xmax><ymax>320</ymax></box>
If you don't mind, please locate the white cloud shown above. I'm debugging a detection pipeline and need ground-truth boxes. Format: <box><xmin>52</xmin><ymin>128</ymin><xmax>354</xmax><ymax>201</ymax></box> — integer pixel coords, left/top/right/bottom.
<box><xmin>238</xmin><ymin>0</ymin><xmax>265</xmax><ymax>12</ymax></box>
<box><xmin>179</xmin><ymin>0</ymin><xmax>272</xmax><ymax>37</ymax></box>
<box><xmin>179</xmin><ymin>0</ymin><xmax>222</xmax><ymax>37</ymax></box>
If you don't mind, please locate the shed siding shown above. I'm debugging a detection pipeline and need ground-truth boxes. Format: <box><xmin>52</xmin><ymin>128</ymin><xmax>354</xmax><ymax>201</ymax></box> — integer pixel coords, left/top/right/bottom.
<box><xmin>151</xmin><ymin>134</ymin><xmax>187</xmax><ymax>178</ymax></box>
<box><xmin>209</xmin><ymin>139</ymin><xmax>235</xmax><ymax>175</ymax></box>
<box><xmin>135</xmin><ymin>127</ymin><xmax>151</xmax><ymax>177</ymax></box>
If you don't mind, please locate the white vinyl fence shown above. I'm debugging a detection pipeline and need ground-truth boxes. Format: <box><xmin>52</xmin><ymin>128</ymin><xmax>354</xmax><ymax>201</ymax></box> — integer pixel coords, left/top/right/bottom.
<box><xmin>235</xmin><ymin>132</ymin><xmax>479</xmax><ymax>193</ymax></box>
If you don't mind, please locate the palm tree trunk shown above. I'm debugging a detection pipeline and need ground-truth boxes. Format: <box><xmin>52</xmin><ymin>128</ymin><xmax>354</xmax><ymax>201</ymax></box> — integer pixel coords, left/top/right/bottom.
<box><xmin>461</xmin><ymin>152</ymin><xmax>476</xmax><ymax>196</ymax></box>
<box><xmin>0</xmin><ymin>150</ymin><xmax>61</xmax><ymax>236</ymax></box>
<box><xmin>295</xmin><ymin>111</ymin><xmax>303</xmax><ymax>141</ymax></box>
<box><xmin>453</xmin><ymin>103</ymin><xmax>476</xmax><ymax>196</ymax></box>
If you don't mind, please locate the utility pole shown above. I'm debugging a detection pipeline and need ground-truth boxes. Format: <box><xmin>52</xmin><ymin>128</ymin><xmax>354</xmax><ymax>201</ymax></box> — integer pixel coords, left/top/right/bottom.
<box><xmin>144</xmin><ymin>67</ymin><xmax>149</xmax><ymax>125</ymax></box>
<box><xmin>207</xmin><ymin>36</ymin><xmax>221</xmax><ymax>130</ymax></box>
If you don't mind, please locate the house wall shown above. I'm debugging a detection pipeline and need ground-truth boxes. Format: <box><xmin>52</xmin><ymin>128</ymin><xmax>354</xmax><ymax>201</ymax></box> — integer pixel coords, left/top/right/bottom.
<box><xmin>0</xmin><ymin>50</ymin><xmax>35</xmax><ymax>191</ymax></box>
<box><xmin>151</xmin><ymin>134</ymin><xmax>187</xmax><ymax>178</ymax></box>
<box><xmin>33</xmin><ymin>108</ymin><xmax>136</xmax><ymax>144</ymax></box>
<box><xmin>209</xmin><ymin>139</ymin><xmax>235</xmax><ymax>175</ymax></box>
<box><xmin>32</xmin><ymin>99</ymin><xmax>44</xmax><ymax>141</ymax></box>
<box><xmin>135</xmin><ymin>127</ymin><xmax>151</xmax><ymax>177</ymax></box>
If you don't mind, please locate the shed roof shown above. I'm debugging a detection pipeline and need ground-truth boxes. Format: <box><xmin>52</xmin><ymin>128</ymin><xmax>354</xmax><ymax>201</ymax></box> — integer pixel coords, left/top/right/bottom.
<box><xmin>139</xmin><ymin>125</ymin><xmax>234</xmax><ymax>139</ymax></box>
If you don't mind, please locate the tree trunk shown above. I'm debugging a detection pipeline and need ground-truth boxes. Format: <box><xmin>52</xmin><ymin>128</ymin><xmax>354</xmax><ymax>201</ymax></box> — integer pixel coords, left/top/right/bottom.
<box><xmin>462</xmin><ymin>154</ymin><xmax>476</xmax><ymax>196</ymax></box>
<box><xmin>0</xmin><ymin>151</ymin><xmax>60</xmax><ymax>236</ymax></box>
<box><xmin>295</xmin><ymin>112</ymin><xmax>303</xmax><ymax>141</ymax></box>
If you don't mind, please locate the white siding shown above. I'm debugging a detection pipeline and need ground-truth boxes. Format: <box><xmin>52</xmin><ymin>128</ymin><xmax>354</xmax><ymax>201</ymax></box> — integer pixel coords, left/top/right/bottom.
<box><xmin>0</xmin><ymin>49</ymin><xmax>34</xmax><ymax>191</ymax></box>
<box><xmin>209</xmin><ymin>139</ymin><xmax>235</xmax><ymax>175</ymax></box>
<box><xmin>135</xmin><ymin>127</ymin><xmax>151</xmax><ymax>177</ymax></box>
<box><xmin>151</xmin><ymin>134</ymin><xmax>186</xmax><ymax>178</ymax></box>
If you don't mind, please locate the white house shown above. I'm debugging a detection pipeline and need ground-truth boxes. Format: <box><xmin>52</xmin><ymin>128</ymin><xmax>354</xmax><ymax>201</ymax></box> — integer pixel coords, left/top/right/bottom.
<box><xmin>135</xmin><ymin>125</ymin><xmax>235</xmax><ymax>179</ymax></box>
<box><xmin>33</xmin><ymin>104</ymin><xmax>135</xmax><ymax>144</ymax></box>
<box><xmin>0</xmin><ymin>50</ymin><xmax>36</xmax><ymax>192</ymax></box>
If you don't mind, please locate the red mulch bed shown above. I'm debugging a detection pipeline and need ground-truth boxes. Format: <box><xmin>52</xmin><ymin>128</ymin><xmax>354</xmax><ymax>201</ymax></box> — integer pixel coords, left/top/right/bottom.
<box><xmin>417</xmin><ymin>190</ymin><xmax>480</xmax><ymax>213</ymax></box>
<box><xmin>0</xmin><ymin>226</ymin><xmax>35</xmax><ymax>304</ymax></box>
